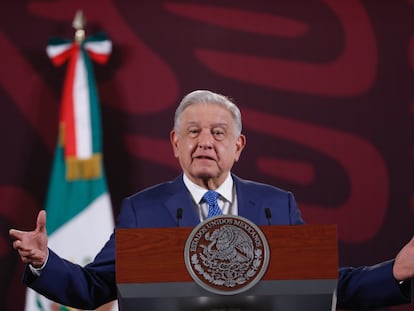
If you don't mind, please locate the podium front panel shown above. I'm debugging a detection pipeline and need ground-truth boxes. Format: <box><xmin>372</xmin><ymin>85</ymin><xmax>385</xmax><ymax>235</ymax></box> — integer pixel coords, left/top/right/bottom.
<box><xmin>116</xmin><ymin>224</ymin><xmax>338</xmax><ymax>311</ymax></box>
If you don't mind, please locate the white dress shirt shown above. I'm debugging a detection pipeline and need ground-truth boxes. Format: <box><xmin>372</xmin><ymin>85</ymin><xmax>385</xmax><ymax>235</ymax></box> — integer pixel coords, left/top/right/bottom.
<box><xmin>183</xmin><ymin>173</ymin><xmax>238</xmax><ymax>221</ymax></box>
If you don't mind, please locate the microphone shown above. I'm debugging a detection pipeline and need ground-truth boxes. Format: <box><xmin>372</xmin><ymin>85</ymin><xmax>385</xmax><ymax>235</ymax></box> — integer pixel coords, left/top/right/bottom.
<box><xmin>265</xmin><ymin>208</ymin><xmax>272</xmax><ymax>225</ymax></box>
<box><xmin>176</xmin><ymin>208</ymin><xmax>183</xmax><ymax>227</ymax></box>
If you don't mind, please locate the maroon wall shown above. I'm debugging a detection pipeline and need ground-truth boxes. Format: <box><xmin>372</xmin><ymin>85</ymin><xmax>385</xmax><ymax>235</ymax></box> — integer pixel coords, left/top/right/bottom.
<box><xmin>1</xmin><ymin>1</ymin><xmax>414</xmax><ymax>310</ymax></box>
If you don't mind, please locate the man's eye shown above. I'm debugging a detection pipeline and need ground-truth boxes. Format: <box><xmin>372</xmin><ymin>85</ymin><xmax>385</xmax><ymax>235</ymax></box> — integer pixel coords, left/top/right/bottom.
<box><xmin>188</xmin><ymin>129</ymin><xmax>200</xmax><ymax>136</ymax></box>
<box><xmin>212</xmin><ymin>129</ymin><xmax>225</xmax><ymax>139</ymax></box>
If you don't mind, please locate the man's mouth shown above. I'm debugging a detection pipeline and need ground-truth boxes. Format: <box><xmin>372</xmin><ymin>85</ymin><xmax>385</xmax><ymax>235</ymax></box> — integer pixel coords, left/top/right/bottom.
<box><xmin>194</xmin><ymin>155</ymin><xmax>214</xmax><ymax>161</ymax></box>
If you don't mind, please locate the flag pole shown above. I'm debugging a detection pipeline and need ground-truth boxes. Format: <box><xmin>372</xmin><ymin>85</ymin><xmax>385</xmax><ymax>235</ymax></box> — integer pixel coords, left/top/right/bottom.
<box><xmin>73</xmin><ymin>9</ymin><xmax>86</xmax><ymax>43</ymax></box>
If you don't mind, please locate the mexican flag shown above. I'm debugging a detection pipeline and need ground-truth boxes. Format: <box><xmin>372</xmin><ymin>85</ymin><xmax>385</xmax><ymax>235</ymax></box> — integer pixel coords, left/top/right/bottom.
<box><xmin>24</xmin><ymin>33</ymin><xmax>117</xmax><ymax>311</ymax></box>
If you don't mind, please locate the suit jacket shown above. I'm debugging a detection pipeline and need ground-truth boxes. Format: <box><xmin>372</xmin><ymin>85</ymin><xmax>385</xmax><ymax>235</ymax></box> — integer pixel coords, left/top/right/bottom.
<box><xmin>24</xmin><ymin>174</ymin><xmax>411</xmax><ymax>310</ymax></box>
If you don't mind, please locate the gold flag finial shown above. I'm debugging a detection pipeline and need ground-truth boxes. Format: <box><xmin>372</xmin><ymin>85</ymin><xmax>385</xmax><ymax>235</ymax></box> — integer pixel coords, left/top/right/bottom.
<box><xmin>72</xmin><ymin>9</ymin><xmax>86</xmax><ymax>43</ymax></box>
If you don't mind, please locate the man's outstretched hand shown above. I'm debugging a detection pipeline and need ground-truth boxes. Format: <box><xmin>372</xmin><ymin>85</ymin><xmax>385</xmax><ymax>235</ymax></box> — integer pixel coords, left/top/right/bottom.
<box><xmin>393</xmin><ymin>236</ymin><xmax>414</xmax><ymax>282</ymax></box>
<box><xmin>9</xmin><ymin>210</ymin><xmax>48</xmax><ymax>268</ymax></box>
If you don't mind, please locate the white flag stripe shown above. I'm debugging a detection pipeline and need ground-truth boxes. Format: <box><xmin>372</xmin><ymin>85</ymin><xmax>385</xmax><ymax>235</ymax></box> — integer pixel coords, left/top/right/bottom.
<box><xmin>73</xmin><ymin>52</ymin><xmax>93</xmax><ymax>159</ymax></box>
<box><xmin>85</xmin><ymin>40</ymin><xmax>112</xmax><ymax>55</ymax></box>
<box><xmin>24</xmin><ymin>289</ymin><xmax>40</xmax><ymax>311</ymax></box>
<box><xmin>46</xmin><ymin>43</ymin><xmax>72</xmax><ymax>58</ymax></box>
<box><xmin>48</xmin><ymin>193</ymin><xmax>114</xmax><ymax>258</ymax></box>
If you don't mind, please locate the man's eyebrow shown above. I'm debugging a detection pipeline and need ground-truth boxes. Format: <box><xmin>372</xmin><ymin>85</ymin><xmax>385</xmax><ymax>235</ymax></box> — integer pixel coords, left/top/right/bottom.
<box><xmin>184</xmin><ymin>121</ymin><xmax>228</xmax><ymax>127</ymax></box>
<box><xmin>184</xmin><ymin>121</ymin><xmax>200</xmax><ymax>126</ymax></box>
<box><xmin>212</xmin><ymin>123</ymin><xmax>228</xmax><ymax>128</ymax></box>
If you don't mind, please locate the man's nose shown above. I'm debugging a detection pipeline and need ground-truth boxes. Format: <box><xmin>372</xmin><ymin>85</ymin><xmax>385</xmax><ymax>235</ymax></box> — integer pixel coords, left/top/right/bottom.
<box><xmin>198</xmin><ymin>131</ymin><xmax>214</xmax><ymax>149</ymax></box>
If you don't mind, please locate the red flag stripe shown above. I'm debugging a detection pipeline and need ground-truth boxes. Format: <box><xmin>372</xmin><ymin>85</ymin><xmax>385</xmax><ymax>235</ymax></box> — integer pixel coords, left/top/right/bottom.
<box><xmin>60</xmin><ymin>44</ymin><xmax>80</xmax><ymax>157</ymax></box>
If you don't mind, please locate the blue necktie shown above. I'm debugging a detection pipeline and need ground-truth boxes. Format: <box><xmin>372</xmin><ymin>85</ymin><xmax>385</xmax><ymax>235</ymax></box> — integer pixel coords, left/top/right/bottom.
<box><xmin>203</xmin><ymin>190</ymin><xmax>223</xmax><ymax>218</ymax></box>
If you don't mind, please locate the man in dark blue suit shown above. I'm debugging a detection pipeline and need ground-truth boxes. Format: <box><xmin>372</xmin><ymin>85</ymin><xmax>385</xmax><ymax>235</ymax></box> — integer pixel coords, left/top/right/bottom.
<box><xmin>10</xmin><ymin>90</ymin><xmax>414</xmax><ymax>310</ymax></box>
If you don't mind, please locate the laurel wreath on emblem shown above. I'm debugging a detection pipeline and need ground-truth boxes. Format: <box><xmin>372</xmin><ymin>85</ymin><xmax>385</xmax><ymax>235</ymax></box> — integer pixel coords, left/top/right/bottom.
<box><xmin>190</xmin><ymin>225</ymin><xmax>263</xmax><ymax>288</ymax></box>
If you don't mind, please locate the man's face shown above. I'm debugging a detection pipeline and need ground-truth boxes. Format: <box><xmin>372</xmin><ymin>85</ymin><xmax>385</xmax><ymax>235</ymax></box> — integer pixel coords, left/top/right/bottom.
<box><xmin>170</xmin><ymin>102</ymin><xmax>246</xmax><ymax>189</ymax></box>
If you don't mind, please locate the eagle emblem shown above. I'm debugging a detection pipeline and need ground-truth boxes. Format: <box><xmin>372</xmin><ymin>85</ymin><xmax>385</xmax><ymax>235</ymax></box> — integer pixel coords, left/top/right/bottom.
<box><xmin>184</xmin><ymin>216</ymin><xmax>270</xmax><ymax>295</ymax></box>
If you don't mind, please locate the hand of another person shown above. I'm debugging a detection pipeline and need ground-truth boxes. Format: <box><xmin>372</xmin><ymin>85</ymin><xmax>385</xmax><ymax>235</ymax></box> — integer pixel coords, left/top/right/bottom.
<box><xmin>393</xmin><ymin>236</ymin><xmax>414</xmax><ymax>281</ymax></box>
<box><xmin>9</xmin><ymin>210</ymin><xmax>48</xmax><ymax>268</ymax></box>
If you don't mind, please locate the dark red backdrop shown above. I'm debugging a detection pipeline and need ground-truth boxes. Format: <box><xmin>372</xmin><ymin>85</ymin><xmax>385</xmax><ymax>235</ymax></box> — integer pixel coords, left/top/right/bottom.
<box><xmin>1</xmin><ymin>1</ymin><xmax>414</xmax><ymax>311</ymax></box>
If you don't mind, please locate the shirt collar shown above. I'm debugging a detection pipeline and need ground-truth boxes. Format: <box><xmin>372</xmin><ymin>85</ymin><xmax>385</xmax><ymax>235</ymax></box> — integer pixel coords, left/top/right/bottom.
<box><xmin>183</xmin><ymin>173</ymin><xmax>234</xmax><ymax>204</ymax></box>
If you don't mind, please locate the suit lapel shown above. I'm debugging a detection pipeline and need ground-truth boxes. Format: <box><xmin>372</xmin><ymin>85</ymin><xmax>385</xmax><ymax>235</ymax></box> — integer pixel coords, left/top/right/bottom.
<box><xmin>164</xmin><ymin>176</ymin><xmax>200</xmax><ymax>227</ymax></box>
<box><xmin>233</xmin><ymin>175</ymin><xmax>263</xmax><ymax>224</ymax></box>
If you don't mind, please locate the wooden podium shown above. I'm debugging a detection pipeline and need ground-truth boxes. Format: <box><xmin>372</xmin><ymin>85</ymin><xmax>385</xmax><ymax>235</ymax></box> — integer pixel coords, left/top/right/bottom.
<box><xmin>116</xmin><ymin>224</ymin><xmax>338</xmax><ymax>311</ymax></box>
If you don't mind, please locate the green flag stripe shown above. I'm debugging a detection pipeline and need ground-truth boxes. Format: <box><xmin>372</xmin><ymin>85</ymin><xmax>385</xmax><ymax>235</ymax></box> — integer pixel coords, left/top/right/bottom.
<box><xmin>45</xmin><ymin>146</ymin><xmax>107</xmax><ymax>234</ymax></box>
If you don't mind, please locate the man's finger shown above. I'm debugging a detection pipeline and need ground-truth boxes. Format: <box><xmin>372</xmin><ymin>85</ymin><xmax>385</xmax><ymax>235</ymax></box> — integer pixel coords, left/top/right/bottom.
<box><xmin>9</xmin><ymin>229</ymin><xmax>24</xmax><ymax>241</ymax></box>
<box><xmin>12</xmin><ymin>240</ymin><xmax>21</xmax><ymax>250</ymax></box>
<box><xmin>36</xmin><ymin>210</ymin><xmax>47</xmax><ymax>233</ymax></box>
<box><xmin>18</xmin><ymin>250</ymin><xmax>34</xmax><ymax>258</ymax></box>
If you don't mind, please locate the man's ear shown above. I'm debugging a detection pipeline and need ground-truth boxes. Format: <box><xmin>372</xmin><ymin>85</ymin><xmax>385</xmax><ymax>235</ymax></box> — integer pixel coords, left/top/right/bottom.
<box><xmin>170</xmin><ymin>130</ymin><xmax>179</xmax><ymax>158</ymax></box>
<box><xmin>234</xmin><ymin>134</ymin><xmax>246</xmax><ymax>162</ymax></box>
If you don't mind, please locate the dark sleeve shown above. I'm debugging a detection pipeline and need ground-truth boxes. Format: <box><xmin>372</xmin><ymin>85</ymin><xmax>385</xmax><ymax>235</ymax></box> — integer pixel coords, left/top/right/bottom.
<box><xmin>337</xmin><ymin>259</ymin><xmax>412</xmax><ymax>309</ymax></box>
<box><xmin>23</xmin><ymin>241</ymin><xmax>117</xmax><ymax>309</ymax></box>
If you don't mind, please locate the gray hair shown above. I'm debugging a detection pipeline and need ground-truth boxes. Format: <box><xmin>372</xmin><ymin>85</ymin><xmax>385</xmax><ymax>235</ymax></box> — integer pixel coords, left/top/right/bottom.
<box><xmin>173</xmin><ymin>90</ymin><xmax>242</xmax><ymax>135</ymax></box>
